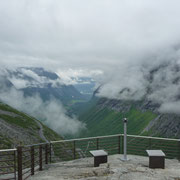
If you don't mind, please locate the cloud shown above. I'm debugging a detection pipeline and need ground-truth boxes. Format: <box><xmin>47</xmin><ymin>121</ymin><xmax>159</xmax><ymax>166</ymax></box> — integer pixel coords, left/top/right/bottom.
<box><xmin>1</xmin><ymin>0</ymin><xmax>180</xmax><ymax>70</ymax></box>
<box><xmin>97</xmin><ymin>58</ymin><xmax>180</xmax><ymax>115</ymax></box>
<box><xmin>1</xmin><ymin>0</ymin><xmax>180</xmax><ymax>115</ymax></box>
<box><xmin>0</xmin><ymin>87</ymin><xmax>86</xmax><ymax>136</ymax></box>
<box><xmin>97</xmin><ymin>65</ymin><xmax>148</xmax><ymax>100</ymax></box>
<box><xmin>8</xmin><ymin>77</ymin><xmax>28</xmax><ymax>89</ymax></box>
<box><xmin>56</xmin><ymin>68</ymin><xmax>103</xmax><ymax>85</ymax></box>
<box><xmin>4</xmin><ymin>68</ymin><xmax>64</xmax><ymax>89</ymax></box>
<box><xmin>20</xmin><ymin>69</ymin><xmax>43</xmax><ymax>82</ymax></box>
<box><xmin>159</xmin><ymin>101</ymin><xmax>180</xmax><ymax>114</ymax></box>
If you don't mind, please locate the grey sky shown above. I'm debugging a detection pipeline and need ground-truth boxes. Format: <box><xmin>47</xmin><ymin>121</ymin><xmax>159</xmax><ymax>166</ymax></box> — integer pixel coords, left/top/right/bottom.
<box><xmin>0</xmin><ymin>0</ymin><xmax>180</xmax><ymax>70</ymax></box>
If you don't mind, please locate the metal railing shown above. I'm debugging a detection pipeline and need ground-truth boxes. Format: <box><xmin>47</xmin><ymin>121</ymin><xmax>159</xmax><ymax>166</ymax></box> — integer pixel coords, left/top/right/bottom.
<box><xmin>0</xmin><ymin>149</ymin><xmax>16</xmax><ymax>180</ymax></box>
<box><xmin>0</xmin><ymin>134</ymin><xmax>180</xmax><ymax>180</ymax></box>
<box><xmin>17</xmin><ymin>143</ymin><xmax>51</xmax><ymax>180</ymax></box>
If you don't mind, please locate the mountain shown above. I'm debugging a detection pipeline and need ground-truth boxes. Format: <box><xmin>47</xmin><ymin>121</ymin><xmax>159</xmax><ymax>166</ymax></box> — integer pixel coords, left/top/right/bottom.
<box><xmin>78</xmin><ymin>97</ymin><xmax>180</xmax><ymax>138</ymax></box>
<box><xmin>3</xmin><ymin>67</ymin><xmax>86</xmax><ymax>105</ymax></box>
<box><xmin>78</xmin><ymin>97</ymin><xmax>156</xmax><ymax>137</ymax></box>
<box><xmin>78</xmin><ymin>67</ymin><xmax>180</xmax><ymax>139</ymax></box>
<box><xmin>0</xmin><ymin>102</ymin><xmax>62</xmax><ymax>149</ymax></box>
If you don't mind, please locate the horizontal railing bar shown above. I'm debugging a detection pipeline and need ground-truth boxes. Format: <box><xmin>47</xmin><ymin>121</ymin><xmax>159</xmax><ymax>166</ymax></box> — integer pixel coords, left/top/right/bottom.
<box><xmin>51</xmin><ymin>134</ymin><xmax>124</xmax><ymax>143</ymax></box>
<box><xmin>25</xmin><ymin>142</ymin><xmax>49</xmax><ymax>147</ymax></box>
<box><xmin>151</xmin><ymin>145</ymin><xmax>179</xmax><ymax>149</ymax></box>
<box><xmin>51</xmin><ymin>134</ymin><xmax>180</xmax><ymax>144</ymax></box>
<box><xmin>0</xmin><ymin>165</ymin><xmax>14</xmax><ymax>168</ymax></box>
<box><xmin>22</xmin><ymin>159</ymin><xmax>31</xmax><ymax>165</ymax></box>
<box><xmin>23</xmin><ymin>164</ymin><xmax>31</xmax><ymax>170</ymax></box>
<box><xmin>22</xmin><ymin>168</ymin><xmax>31</xmax><ymax>176</ymax></box>
<box><xmin>23</xmin><ymin>173</ymin><xmax>31</xmax><ymax>180</ymax></box>
<box><xmin>34</xmin><ymin>160</ymin><xmax>40</xmax><ymax>164</ymax></box>
<box><xmin>0</xmin><ymin>177</ymin><xmax>15</xmax><ymax>180</ymax></box>
<box><xmin>22</xmin><ymin>149</ymin><xmax>31</xmax><ymax>153</ymax></box>
<box><xmin>127</xmin><ymin>134</ymin><xmax>180</xmax><ymax>141</ymax></box>
<box><xmin>127</xmin><ymin>147</ymin><xmax>147</xmax><ymax>151</ymax></box>
<box><xmin>0</xmin><ymin>149</ymin><xmax>16</xmax><ymax>153</ymax></box>
<box><xmin>0</xmin><ymin>159</ymin><xmax>14</xmax><ymax>163</ymax></box>
<box><xmin>0</xmin><ymin>134</ymin><xmax>179</xmax><ymax>153</ymax></box>
<box><xmin>0</xmin><ymin>155</ymin><xmax>15</xmax><ymax>158</ymax></box>
<box><xmin>0</xmin><ymin>171</ymin><xmax>15</xmax><ymax>175</ymax></box>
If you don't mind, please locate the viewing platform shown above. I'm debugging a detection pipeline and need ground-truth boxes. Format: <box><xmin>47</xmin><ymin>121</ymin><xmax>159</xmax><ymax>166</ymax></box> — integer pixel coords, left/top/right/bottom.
<box><xmin>29</xmin><ymin>154</ymin><xmax>180</xmax><ymax>180</ymax></box>
<box><xmin>1</xmin><ymin>134</ymin><xmax>180</xmax><ymax>180</ymax></box>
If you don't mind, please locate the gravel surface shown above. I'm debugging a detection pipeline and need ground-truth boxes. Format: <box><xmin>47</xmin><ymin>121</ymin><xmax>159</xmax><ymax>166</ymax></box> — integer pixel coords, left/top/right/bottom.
<box><xmin>29</xmin><ymin>154</ymin><xmax>180</xmax><ymax>180</ymax></box>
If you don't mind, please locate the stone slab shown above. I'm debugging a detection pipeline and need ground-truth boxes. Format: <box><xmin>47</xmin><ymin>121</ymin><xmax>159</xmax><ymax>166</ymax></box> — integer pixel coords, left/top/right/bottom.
<box><xmin>89</xmin><ymin>150</ymin><xmax>108</xmax><ymax>157</ymax></box>
<box><xmin>146</xmin><ymin>150</ymin><xmax>165</xmax><ymax>157</ymax></box>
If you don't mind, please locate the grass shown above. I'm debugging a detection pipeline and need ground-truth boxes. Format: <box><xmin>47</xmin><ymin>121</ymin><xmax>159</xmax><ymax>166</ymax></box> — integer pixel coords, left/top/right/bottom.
<box><xmin>79</xmin><ymin>106</ymin><xmax>158</xmax><ymax>138</ymax></box>
<box><xmin>0</xmin><ymin>103</ymin><xmax>40</xmax><ymax>130</ymax></box>
<box><xmin>0</xmin><ymin>114</ymin><xmax>39</xmax><ymax>130</ymax></box>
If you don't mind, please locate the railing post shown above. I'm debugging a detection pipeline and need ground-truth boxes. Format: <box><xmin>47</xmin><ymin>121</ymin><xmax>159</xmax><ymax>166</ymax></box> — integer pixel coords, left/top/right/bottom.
<box><xmin>118</xmin><ymin>136</ymin><xmax>121</xmax><ymax>154</ymax></box>
<box><xmin>31</xmin><ymin>146</ymin><xmax>34</xmax><ymax>175</ymax></box>
<box><xmin>14</xmin><ymin>150</ymin><xmax>16</xmax><ymax>180</ymax></box>
<box><xmin>17</xmin><ymin>146</ymin><xmax>22</xmax><ymax>180</ymax></box>
<box><xmin>39</xmin><ymin>145</ymin><xmax>42</xmax><ymax>171</ymax></box>
<box><xmin>121</xmin><ymin>135</ymin><xmax>124</xmax><ymax>154</ymax></box>
<box><xmin>73</xmin><ymin>141</ymin><xmax>76</xmax><ymax>159</ymax></box>
<box><xmin>121</xmin><ymin>118</ymin><xmax>128</xmax><ymax>161</ymax></box>
<box><xmin>178</xmin><ymin>140</ymin><xmax>180</xmax><ymax>160</ymax></box>
<box><xmin>49</xmin><ymin>143</ymin><xmax>52</xmax><ymax>163</ymax></box>
<box><xmin>96</xmin><ymin>138</ymin><xmax>99</xmax><ymax>150</ymax></box>
<box><xmin>45</xmin><ymin>144</ymin><xmax>48</xmax><ymax>164</ymax></box>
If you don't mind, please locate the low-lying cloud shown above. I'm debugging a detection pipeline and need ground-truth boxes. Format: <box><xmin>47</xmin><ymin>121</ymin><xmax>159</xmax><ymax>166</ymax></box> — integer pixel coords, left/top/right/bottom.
<box><xmin>56</xmin><ymin>68</ymin><xmax>103</xmax><ymax>85</ymax></box>
<box><xmin>3</xmin><ymin>67</ymin><xmax>64</xmax><ymax>89</ymax></box>
<box><xmin>0</xmin><ymin>86</ymin><xmax>86</xmax><ymax>136</ymax></box>
<box><xmin>97</xmin><ymin>58</ymin><xmax>180</xmax><ymax>115</ymax></box>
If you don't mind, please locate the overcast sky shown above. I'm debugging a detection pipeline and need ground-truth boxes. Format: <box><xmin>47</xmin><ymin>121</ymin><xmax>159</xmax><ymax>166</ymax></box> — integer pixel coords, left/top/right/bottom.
<box><xmin>0</xmin><ymin>0</ymin><xmax>180</xmax><ymax>71</ymax></box>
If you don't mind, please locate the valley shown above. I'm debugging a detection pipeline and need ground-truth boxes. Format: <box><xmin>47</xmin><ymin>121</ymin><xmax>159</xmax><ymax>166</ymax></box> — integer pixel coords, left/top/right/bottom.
<box><xmin>1</xmin><ymin>66</ymin><xmax>180</xmax><ymax>145</ymax></box>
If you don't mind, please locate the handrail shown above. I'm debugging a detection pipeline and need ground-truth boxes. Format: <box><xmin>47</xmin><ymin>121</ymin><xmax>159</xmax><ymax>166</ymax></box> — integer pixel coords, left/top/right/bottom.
<box><xmin>127</xmin><ymin>134</ymin><xmax>180</xmax><ymax>142</ymax></box>
<box><xmin>51</xmin><ymin>134</ymin><xmax>124</xmax><ymax>143</ymax></box>
<box><xmin>0</xmin><ymin>149</ymin><xmax>17</xmax><ymax>152</ymax></box>
<box><xmin>25</xmin><ymin>142</ymin><xmax>48</xmax><ymax>148</ymax></box>
<box><xmin>0</xmin><ymin>134</ymin><xmax>179</xmax><ymax>153</ymax></box>
<box><xmin>51</xmin><ymin>134</ymin><xmax>180</xmax><ymax>144</ymax></box>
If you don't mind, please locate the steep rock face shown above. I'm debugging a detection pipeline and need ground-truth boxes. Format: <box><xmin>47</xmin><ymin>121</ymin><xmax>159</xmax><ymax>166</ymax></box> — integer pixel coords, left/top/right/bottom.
<box><xmin>97</xmin><ymin>98</ymin><xmax>134</xmax><ymax>113</ymax></box>
<box><xmin>97</xmin><ymin>98</ymin><xmax>160</xmax><ymax>114</ymax></box>
<box><xmin>144</xmin><ymin>114</ymin><xmax>180</xmax><ymax>138</ymax></box>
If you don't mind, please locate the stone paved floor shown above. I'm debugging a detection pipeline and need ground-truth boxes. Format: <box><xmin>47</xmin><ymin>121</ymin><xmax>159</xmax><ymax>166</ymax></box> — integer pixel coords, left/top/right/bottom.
<box><xmin>29</xmin><ymin>154</ymin><xmax>180</xmax><ymax>180</ymax></box>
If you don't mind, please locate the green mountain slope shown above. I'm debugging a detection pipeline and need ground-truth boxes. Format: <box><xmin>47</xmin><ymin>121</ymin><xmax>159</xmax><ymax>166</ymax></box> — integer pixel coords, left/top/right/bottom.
<box><xmin>0</xmin><ymin>102</ymin><xmax>62</xmax><ymax>149</ymax></box>
<box><xmin>78</xmin><ymin>96</ymin><xmax>180</xmax><ymax>139</ymax></box>
<box><xmin>79</xmin><ymin>104</ymin><xmax>157</xmax><ymax>137</ymax></box>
